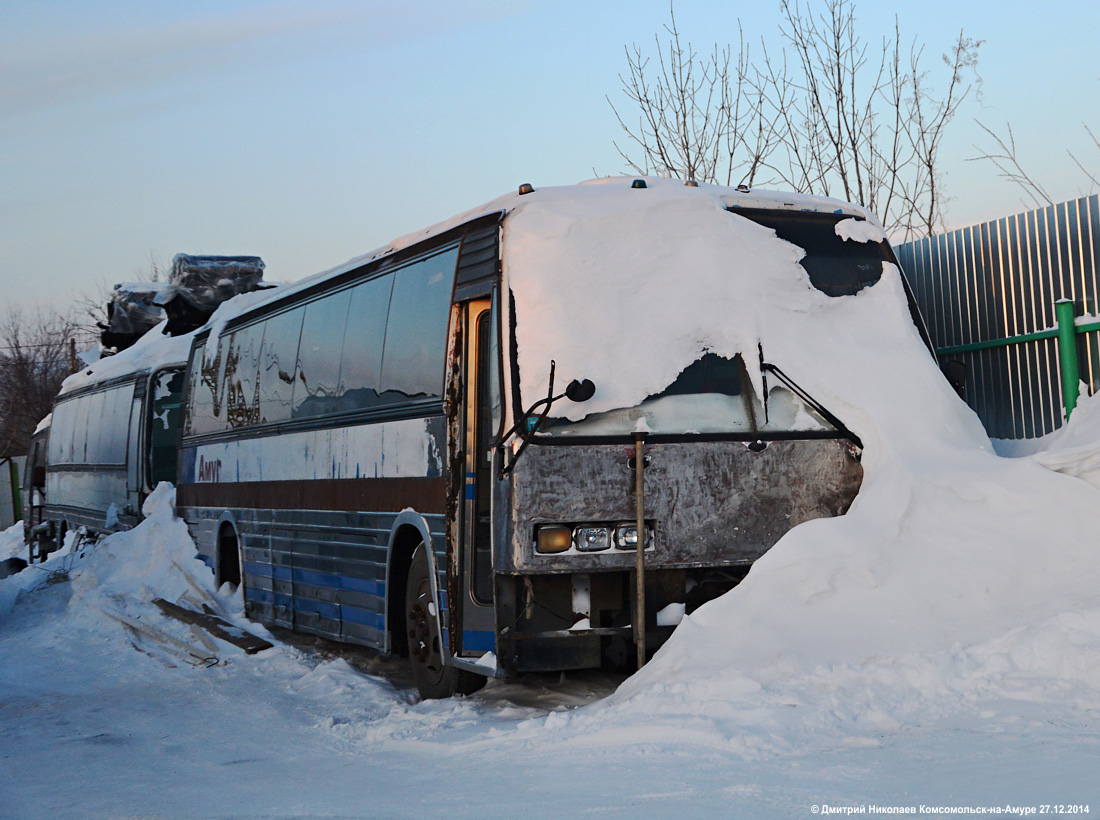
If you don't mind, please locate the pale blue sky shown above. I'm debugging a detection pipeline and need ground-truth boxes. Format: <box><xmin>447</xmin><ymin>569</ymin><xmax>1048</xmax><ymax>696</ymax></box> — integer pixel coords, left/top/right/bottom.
<box><xmin>2</xmin><ymin>0</ymin><xmax>1097</xmax><ymax>310</ymax></box>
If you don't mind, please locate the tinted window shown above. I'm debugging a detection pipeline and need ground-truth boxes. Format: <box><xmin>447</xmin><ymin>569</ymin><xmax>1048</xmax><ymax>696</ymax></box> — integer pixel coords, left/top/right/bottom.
<box><xmin>338</xmin><ymin>273</ymin><xmax>393</xmax><ymax>413</ymax></box>
<box><xmin>186</xmin><ymin>339</ymin><xmax>231</xmax><ymax>437</ymax></box>
<box><xmin>73</xmin><ymin>392</ymin><xmax>99</xmax><ymax>462</ymax></box>
<box><xmin>293</xmin><ymin>289</ymin><xmax>352</xmax><ymax>419</ymax></box>
<box><xmin>730</xmin><ymin>209</ymin><xmax>890</xmax><ymax>296</ymax></box>
<box><xmin>97</xmin><ymin>385</ymin><xmax>133</xmax><ymax>464</ymax></box>
<box><xmin>223</xmin><ymin>323</ymin><xmax>265</xmax><ymax>428</ymax></box>
<box><xmin>378</xmin><ymin>247</ymin><xmax>458</xmax><ymax>404</ymax></box>
<box><xmin>258</xmin><ymin>307</ymin><xmax>304</xmax><ymax>424</ymax></box>
<box><xmin>47</xmin><ymin>384</ymin><xmax>135</xmax><ymax>465</ymax></box>
<box><xmin>48</xmin><ymin>400</ymin><xmax>76</xmax><ymax>463</ymax></box>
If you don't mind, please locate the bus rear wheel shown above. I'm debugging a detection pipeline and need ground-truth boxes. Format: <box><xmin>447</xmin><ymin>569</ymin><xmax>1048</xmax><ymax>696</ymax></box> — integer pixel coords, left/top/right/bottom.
<box><xmin>405</xmin><ymin>544</ymin><xmax>484</xmax><ymax>700</ymax></box>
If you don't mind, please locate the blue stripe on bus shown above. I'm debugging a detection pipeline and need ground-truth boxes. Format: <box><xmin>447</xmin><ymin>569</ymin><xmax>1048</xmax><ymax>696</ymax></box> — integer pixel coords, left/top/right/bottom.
<box><xmin>244</xmin><ymin>561</ymin><xmax>272</xmax><ymax>578</ymax></box>
<box><xmin>341</xmin><ymin>605</ymin><xmax>384</xmax><ymax>629</ymax></box>
<box><xmin>243</xmin><ymin>562</ymin><xmax>384</xmax><ymax>597</ymax></box>
<box><xmin>462</xmin><ymin>630</ymin><xmax>495</xmax><ymax>652</ymax></box>
<box><xmin>293</xmin><ymin>568</ymin><xmax>384</xmax><ymax>597</ymax></box>
<box><xmin>244</xmin><ymin>586</ymin><xmax>384</xmax><ymax>631</ymax></box>
<box><xmin>294</xmin><ymin>597</ymin><xmax>339</xmax><ymax>621</ymax></box>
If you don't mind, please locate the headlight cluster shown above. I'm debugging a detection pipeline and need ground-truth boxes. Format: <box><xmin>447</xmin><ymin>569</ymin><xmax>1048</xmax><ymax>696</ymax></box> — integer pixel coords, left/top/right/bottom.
<box><xmin>535</xmin><ymin>523</ymin><xmax>654</xmax><ymax>555</ymax></box>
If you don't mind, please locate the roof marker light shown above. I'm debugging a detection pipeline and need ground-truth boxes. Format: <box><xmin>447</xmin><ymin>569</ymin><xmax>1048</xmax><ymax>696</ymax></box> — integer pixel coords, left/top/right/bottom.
<box><xmin>518</xmin><ymin>183</ymin><xmax>535</xmax><ymax>195</ymax></box>
<box><xmin>737</xmin><ymin>184</ymin><xmax>750</xmax><ymax>192</ymax></box>
<box><xmin>685</xmin><ymin>180</ymin><xmax>699</xmax><ymax>187</ymax></box>
<box><xmin>631</xmin><ymin>179</ymin><xmax>647</xmax><ymax>189</ymax></box>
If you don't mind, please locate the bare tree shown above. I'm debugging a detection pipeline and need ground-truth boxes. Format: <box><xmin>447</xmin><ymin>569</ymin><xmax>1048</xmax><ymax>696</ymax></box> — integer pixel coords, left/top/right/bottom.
<box><xmin>969</xmin><ymin>79</ymin><xmax>1097</xmax><ymax>210</ymax></box>
<box><xmin>1068</xmin><ymin>123</ymin><xmax>1100</xmax><ymax>192</ymax></box>
<box><xmin>609</xmin><ymin>0</ymin><xmax>981</xmax><ymax>239</ymax></box>
<box><xmin>0</xmin><ymin>308</ymin><xmax>83</xmax><ymax>458</ymax></box>
<box><xmin>608</xmin><ymin>9</ymin><xmax>783</xmax><ymax>187</ymax></box>
<box><xmin>969</xmin><ymin>122</ymin><xmax>1054</xmax><ymax>210</ymax></box>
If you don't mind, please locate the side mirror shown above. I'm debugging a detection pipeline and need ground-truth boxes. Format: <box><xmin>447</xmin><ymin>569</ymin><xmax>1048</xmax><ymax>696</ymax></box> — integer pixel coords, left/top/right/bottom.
<box><xmin>564</xmin><ymin>379</ymin><xmax>595</xmax><ymax>403</ymax></box>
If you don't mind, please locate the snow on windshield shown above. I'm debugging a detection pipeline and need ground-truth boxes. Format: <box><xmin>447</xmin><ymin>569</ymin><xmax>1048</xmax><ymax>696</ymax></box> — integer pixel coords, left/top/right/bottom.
<box><xmin>504</xmin><ymin>179</ymin><xmax>826</xmax><ymax>423</ymax></box>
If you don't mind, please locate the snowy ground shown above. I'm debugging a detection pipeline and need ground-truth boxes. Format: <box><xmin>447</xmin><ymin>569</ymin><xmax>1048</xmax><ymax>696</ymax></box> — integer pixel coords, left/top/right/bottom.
<box><xmin>3</xmin><ymin>182</ymin><xmax>1100</xmax><ymax>817</ymax></box>
<box><xmin>2</xmin><ymin>437</ymin><xmax>1099</xmax><ymax>818</ymax></box>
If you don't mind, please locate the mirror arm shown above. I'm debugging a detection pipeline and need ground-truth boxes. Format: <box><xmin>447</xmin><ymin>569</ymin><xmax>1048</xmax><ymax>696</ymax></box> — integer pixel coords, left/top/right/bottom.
<box><xmin>498</xmin><ymin>360</ymin><xmax>594</xmax><ymax>476</ymax></box>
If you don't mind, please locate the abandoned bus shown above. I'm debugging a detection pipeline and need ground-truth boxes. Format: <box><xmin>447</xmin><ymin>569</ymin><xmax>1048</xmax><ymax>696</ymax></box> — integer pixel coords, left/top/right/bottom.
<box><xmin>176</xmin><ymin>177</ymin><xmax>928</xmax><ymax>698</ymax></box>
<box><xmin>36</xmin><ymin>363</ymin><xmax>186</xmax><ymax>554</ymax></box>
<box><xmin>33</xmin><ymin>257</ymin><xmax>268</xmax><ymax>558</ymax></box>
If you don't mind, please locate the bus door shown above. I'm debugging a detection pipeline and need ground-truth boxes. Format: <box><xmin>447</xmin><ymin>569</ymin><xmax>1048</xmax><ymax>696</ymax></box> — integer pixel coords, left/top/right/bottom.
<box><xmin>125</xmin><ymin>389</ymin><xmax>144</xmax><ymax>521</ymax></box>
<box><xmin>454</xmin><ymin>296</ymin><xmax>500</xmax><ymax>658</ymax></box>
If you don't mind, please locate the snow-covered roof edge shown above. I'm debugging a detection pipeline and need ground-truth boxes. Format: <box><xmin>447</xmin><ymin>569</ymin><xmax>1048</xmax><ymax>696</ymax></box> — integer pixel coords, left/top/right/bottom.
<box><xmin>210</xmin><ymin>177</ymin><xmax>879</xmax><ymax>325</ymax></box>
<box><xmin>58</xmin><ymin>319</ymin><xmax>193</xmax><ymax>396</ymax></box>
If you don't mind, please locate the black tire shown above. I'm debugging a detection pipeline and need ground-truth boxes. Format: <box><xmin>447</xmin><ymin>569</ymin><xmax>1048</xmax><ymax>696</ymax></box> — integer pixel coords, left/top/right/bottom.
<box><xmin>405</xmin><ymin>543</ymin><xmax>485</xmax><ymax>700</ymax></box>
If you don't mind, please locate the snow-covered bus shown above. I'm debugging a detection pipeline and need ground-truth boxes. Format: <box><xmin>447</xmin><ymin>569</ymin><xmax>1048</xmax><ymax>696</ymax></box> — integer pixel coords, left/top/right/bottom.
<box><xmin>37</xmin><ymin>364</ymin><xmax>186</xmax><ymax>553</ymax></box>
<box><xmin>176</xmin><ymin>178</ymin><xmax>927</xmax><ymax>698</ymax></box>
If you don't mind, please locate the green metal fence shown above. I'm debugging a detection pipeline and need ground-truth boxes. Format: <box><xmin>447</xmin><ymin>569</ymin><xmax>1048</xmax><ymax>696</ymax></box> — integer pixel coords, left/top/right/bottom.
<box><xmin>896</xmin><ymin>194</ymin><xmax>1100</xmax><ymax>439</ymax></box>
<box><xmin>933</xmin><ymin>299</ymin><xmax>1100</xmax><ymax>420</ymax></box>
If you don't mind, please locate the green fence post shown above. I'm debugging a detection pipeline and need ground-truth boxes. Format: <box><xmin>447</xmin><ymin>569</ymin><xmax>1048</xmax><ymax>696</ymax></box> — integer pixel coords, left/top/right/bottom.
<box><xmin>1055</xmin><ymin>298</ymin><xmax>1080</xmax><ymax>418</ymax></box>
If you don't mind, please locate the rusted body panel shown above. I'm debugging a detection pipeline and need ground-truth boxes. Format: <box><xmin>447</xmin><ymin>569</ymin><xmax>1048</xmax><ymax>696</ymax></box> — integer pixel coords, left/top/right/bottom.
<box><xmin>500</xmin><ymin>438</ymin><xmax>862</xmax><ymax>573</ymax></box>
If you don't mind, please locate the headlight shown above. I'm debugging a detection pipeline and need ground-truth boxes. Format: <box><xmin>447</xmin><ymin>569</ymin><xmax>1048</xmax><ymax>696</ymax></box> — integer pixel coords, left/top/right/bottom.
<box><xmin>574</xmin><ymin>526</ymin><xmax>611</xmax><ymax>552</ymax></box>
<box><xmin>614</xmin><ymin>523</ymin><xmax>652</xmax><ymax>550</ymax></box>
<box><xmin>535</xmin><ymin>525</ymin><xmax>572</xmax><ymax>554</ymax></box>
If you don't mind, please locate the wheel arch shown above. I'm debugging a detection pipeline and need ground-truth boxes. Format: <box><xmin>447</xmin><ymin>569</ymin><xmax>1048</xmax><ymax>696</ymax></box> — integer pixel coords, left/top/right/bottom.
<box><xmin>384</xmin><ymin>510</ymin><xmax>439</xmax><ymax>657</ymax></box>
<box><xmin>213</xmin><ymin>511</ymin><xmax>242</xmax><ymax>588</ymax></box>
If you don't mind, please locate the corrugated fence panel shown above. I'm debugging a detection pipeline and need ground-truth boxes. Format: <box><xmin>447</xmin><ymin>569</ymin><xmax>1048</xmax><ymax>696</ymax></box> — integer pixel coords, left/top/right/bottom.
<box><xmin>895</xmin><ymin>194</ymin><xmax>1100</xmax><ymax>440</ymax></box>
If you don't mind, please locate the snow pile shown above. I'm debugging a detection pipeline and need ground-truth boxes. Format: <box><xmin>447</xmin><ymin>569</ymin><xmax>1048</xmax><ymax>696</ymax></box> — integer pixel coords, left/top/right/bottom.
<box><xmin>0</xmin><ymin>485</ymin><xmax>205</xmax><ymax>619</ymax></box>
<box><xmin>64</xmin><ymin>484</ymin><xmax>209</xmax><ymax>615</ymax></box>
<box><xmin>584</xmin><ymin>271</ymin><xmax>1100</xmax><ymax>744</ymax></box>
<box><xmin>1</xmin><ymin>522</ymin><xmax>24</xmax><ymax>563</ymax></box>
<box><xmin>835</xmin><ymin>216</ymin><xmax>887</xmax><ymax>243</ymax></box>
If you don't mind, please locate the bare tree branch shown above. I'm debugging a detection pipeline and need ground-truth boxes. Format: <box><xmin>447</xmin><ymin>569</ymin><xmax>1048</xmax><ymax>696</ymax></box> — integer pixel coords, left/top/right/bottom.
<box><xmin>969</xmin><ymin>121</ymin><xmax>1054</xmax><ymax>210</ymax></box>
<box><xmin>610</xmin><ymin>0</ymin><xmax>981</xmax><ymax>239</ymax></box>
<box><xmin>1067</xmin><ymin>123</ymin><xmax>1100</xmax><ymax>193</ymax></box>
<box><xmin>0</xmin><ymin>308</ymin><xmax>82</xmax><ymax>457</ymax></box>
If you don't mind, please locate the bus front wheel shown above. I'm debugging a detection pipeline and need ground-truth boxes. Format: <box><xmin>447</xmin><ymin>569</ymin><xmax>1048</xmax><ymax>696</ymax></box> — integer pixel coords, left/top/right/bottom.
<box><xmin>405</xmin><ymin>544</ymin><xmax>484</xmax><ymax>700</ymax></box>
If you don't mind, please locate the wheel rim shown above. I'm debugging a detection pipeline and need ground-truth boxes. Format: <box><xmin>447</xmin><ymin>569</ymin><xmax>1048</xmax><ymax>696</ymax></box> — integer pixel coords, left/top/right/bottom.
<box><xmin>407</xmin><ymin>573</ymin><xmax>445</xmax><ymax>684</ymax></box>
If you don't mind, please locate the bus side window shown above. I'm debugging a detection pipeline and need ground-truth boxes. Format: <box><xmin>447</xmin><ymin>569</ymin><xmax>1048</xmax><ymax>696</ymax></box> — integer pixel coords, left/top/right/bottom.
<box><xmin>378</xmin><ymin>248</ymin><xmax>459</xmax><ymax>404</ymax></box>
<box><xmin>258</xmin><ymin>307</ymin><xmax>304</xmax><ymax>424</ymax></box>
<box><xmin>339</xmin><ymin>273</ymin><xmax>392</xmax><ymax>413</ymax></box>
<box><xmin>223</xmin><ymin>324</ymin><xmax>265</xmax><ymax>428</ymax></box>
<box><xmin>293</xmin><ymin>290</ymin><xmax>352</xmax><ymax>419</ymax></box>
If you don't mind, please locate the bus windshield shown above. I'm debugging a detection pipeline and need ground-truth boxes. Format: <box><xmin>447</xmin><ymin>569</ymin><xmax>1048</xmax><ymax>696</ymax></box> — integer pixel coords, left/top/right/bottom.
<box><xmin>536</xmin><ymin>353</ymin><xmax>836</xmax><ymax>438</ymax></box>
